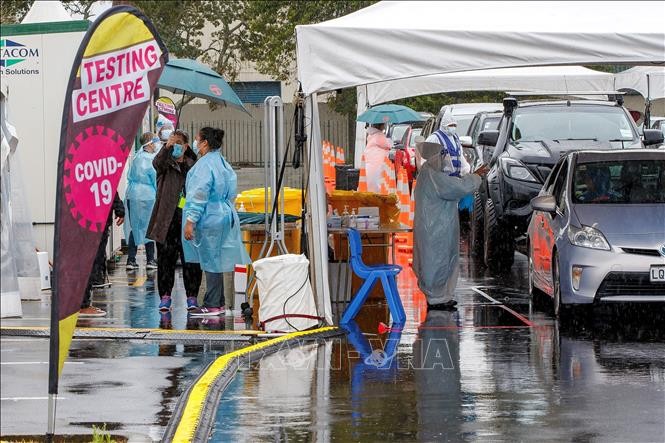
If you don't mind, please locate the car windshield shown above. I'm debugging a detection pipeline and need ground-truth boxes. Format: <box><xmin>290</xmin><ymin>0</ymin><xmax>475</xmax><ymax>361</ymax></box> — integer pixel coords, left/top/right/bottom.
<box><xmin>510</xmin><ymin>105</ymin><xmax>638</xmax><ymax>146</ymax></box>
<box><xmin>573</xmin><ymin>159</ymin><xmax>665</xmax><ymax>204</ymax></box>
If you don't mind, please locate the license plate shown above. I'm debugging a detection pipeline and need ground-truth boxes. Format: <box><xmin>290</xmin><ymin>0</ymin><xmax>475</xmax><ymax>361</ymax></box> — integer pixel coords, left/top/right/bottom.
<box><xmin>650</xmin><ymin>265</ymin><xmax>665</xmax><ymax>282</ymax></box>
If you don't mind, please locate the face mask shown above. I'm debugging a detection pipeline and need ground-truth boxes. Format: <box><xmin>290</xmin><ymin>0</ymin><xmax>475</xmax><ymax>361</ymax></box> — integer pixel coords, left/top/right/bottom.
<box><xmin>446</xmin><ymin>126</ymin><xmax>457</xmax><ymax>135</ymax></box>
<box><xmin>171</xmin><ymin>143</ymin><xmax>183</xmax><ymax>158</ymax></box>
<box><xmin>160</xmin><ymin>129</ymin><xmax>173</xmax><ymax>141</ymax></box>
<box><xmin>192</xmin><ymin>139</ymin><xmax>199</xmax><ymax>155</ymax></box>
<box><xmin>152</xmin><ymin>136</ymin><xmax>160</xmax><ymax>144</ymax></box>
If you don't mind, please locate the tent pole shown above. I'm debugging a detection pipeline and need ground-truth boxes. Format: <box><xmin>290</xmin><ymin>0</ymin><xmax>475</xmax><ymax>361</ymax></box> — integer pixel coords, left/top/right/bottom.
<box><xmin>46</xmin><ymin>393</ymin><xmax>57</xmax><ymax>441</ymax></box>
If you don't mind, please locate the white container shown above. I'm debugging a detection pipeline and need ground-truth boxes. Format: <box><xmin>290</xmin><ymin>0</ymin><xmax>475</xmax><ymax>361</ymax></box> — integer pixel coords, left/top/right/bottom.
<box><xmin>37</xmin><ymin>251</ymin><xmax>51</xmax><ymax>290</ymax></box>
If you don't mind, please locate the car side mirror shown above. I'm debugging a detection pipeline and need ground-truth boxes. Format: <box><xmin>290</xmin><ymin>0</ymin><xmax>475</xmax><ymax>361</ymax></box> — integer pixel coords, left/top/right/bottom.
<box><xmin>531</xmin><ymin>195</ymin><xmax>557</xmax><ymax>214</ymax></box>
<box><xmin>478</xmin><ymin>130</ymin><xmax>499</xmax><ymax>147</ymax></box>
<box><xmin>643</xmin><ymin>129</ymin><xmax>664</xmax><ymax>146</ymax></box>
<box><xmin>459</xmin><ymin>135</ymin><xmax>472</xmax><ymax>147</ymax></box>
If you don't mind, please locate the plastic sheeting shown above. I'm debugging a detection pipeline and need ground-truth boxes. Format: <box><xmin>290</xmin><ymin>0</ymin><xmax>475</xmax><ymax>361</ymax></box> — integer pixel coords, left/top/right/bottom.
<box><xmin>296</xmin><ymin>1</ymin><xmax>665</xmax><ymax>95</ymax></box>
<box><xmin>366</xmin><ymin>66</ymin><xmax>615</xmax><ymax>106</ymax></box>
<box><xmin>2</xmin><ymin>87</ymin><xmax>40</xmax><ymax>317</ymax></box>
<box><xmin>254</xmin><ymin>254</ymin><xmax>320</xmax><ymax>332</ymax></box>
<box><xmin>614</xmin><ymin>66</ymin><xmax>665</xmax><ymax>100</ymax></box>
<box><xmin>412</xmin><ymin>153</ymin><xmax>481</xmax><ymax>304</ymax></box>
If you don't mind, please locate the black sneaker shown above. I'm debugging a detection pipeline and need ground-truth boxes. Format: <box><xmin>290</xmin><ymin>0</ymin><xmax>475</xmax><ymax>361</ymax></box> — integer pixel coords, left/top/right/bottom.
<box><xmin>146</xmin><ymin>260</ymin><xmax>158</xmax><ymax>270</ymax></box>
<box><xmin>126</xmin><ymin>260</ymin><xmax>138</xmax><ymax>270</ymax></box>
<box><xmin>427</xmin><ymin>300</ymin><xmax>458</xmax><ymax>311</ymax></box>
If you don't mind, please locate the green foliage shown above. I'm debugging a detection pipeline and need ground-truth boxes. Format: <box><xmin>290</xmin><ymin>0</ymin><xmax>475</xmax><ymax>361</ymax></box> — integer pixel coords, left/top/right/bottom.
<box><xmin>123</xmin><ymin>1</ymin><xmax>247</xmax><ymax>81</ymax></box>
<box><xmin>0</xmin><ymin>0</ymin><xmax>32</xmax><ymax>24</ymax></box>
<box><xmin>396</xmin><ymin>91</ymin><xmax>506</xmax><ymax>115</ymax></box>
<box><xmin>243</xmin><ymin>1</ymin><xmax>376</xmax><ymax>81</ymax></box>
<box><xmin>91</xmin><ymin>424</ymin><xmax>115</xmax><ymax>443</ymax></box>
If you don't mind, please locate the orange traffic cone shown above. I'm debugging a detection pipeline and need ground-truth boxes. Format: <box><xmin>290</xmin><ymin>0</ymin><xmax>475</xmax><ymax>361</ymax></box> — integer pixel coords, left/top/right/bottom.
<box><xmin>358</xmin><ymin>154</ymin><xmax>368</xmax><ymax>192</ymax></box>
<box><xmin>398</xmin><ymin>169</ymin><xmax>410</xmax><ymax>227</ymax></box>
<box><xmin>386</xmin><ymin>157</ymin><xmax>397</xmax><ymax>195</ymax></box>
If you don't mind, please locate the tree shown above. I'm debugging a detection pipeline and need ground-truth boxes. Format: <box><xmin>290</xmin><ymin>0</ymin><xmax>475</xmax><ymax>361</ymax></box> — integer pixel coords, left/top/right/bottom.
<box><xmin>243</xmin><ymin>1</ymin><xmax>376</xmax><ymax>149</ymax></box>
<box><xmin>243</xmin><ymin>1</ymin><xmax>376</xmax><ymax>82</ymax></box>
<box><xmin>61</xmin><ymin>1</ymin><xmax>97</xmax><ymax>20</ymax></box>
<box><xmin>1</xmin><ymin>0</ymin><xmax>32</xmax><ymax>24</ymax></box>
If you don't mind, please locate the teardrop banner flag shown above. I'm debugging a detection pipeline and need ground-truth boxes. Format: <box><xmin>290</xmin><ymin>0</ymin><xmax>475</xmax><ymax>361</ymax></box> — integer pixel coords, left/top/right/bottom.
<box><xmin>47</xmin><ymin>5</ymin><xmax>168</xmax><ymax>432</ymax></box>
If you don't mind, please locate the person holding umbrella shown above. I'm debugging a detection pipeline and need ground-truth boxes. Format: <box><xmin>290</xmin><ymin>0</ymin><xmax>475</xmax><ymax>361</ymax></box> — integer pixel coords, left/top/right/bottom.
<box><xmin>364</xmin><ymin>122</ymin><xmax>393</xmax><ymax>193</ymax></box>
<box><xmin>357</xmin><ymin>104</ymin><xmax>425</xmax><ymax>193</ymax></box>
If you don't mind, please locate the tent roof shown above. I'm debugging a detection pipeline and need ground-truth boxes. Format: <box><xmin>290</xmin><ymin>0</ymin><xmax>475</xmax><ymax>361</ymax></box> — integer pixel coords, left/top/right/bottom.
<box><xmin>614</xmin><ymin>66</ymin><xmax>665</xmax><ymax>100</ymax></box>
<box><xmin>296</xmin><ymin>1</ymin><xmax>665</xmax><ymax>95</ymax></box>
<box><xmin>365</xmin><ymin>66</ymin><xmax>615</xmax><ymax>105</ymax></box>
<box><xmin>22</xmin><ymin>1</ymin><xmax>73</xmax><ymax>23</ymax></box>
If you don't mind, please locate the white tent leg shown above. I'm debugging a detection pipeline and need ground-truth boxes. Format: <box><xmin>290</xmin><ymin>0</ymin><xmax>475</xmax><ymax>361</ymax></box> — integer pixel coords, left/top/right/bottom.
<box><xmin>305</xmin><ymin>93</ymin><xmax>333</xmax><ymax>325</ymax></box>
<box><xmin>354</xmin><ymin>85</ymin><xmax>369</xmax><ymax>169</ymax></box>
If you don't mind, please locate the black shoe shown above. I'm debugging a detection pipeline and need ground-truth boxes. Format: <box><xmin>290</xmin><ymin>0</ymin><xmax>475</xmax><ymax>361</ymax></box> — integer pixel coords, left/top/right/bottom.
<box><xmin>427</xmin><ymin>300</ymin><xmax>458</xmax><ymax>311</ymax></box>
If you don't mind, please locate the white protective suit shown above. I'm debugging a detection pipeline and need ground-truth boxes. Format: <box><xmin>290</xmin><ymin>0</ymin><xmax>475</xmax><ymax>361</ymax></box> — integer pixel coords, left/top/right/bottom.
<box><xmin>412</xmin><ymin>144</ymin><xmax>481</xmax><ymax>304</ymax></box>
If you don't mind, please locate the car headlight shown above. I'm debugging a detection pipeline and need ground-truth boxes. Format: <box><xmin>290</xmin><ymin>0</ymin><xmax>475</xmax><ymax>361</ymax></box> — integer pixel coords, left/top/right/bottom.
<box><xmin>500</xmin><ymin>158</ymin><xmax>538</xmax><ymax>182</ymax></box>
<box><xmin>567</xmin><ymin>225</ymin><xmax>611</xmax><ymax>251</ymax></box>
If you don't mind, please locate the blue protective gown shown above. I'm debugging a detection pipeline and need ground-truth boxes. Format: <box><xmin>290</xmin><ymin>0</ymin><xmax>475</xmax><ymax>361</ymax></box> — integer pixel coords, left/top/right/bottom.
<box><xmin>412</xmin><ymin>152</ymin><xmax>481</xmax><ymax>304</ymax></box>
<box><xmin>124</xmin><ymin>148</ymin><xmax>157</xmax><ymax>244</ymax></box>
<box><xmin>182</xmin><ymin>151</ymin><xmax>251</xmax><ymax>273</ymax></box>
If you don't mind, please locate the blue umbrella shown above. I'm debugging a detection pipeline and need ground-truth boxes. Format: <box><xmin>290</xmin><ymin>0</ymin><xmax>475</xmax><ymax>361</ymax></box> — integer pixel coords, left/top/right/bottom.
<box><xmin>157</xmin><ymin>58</ymin><xmax>249</xmax><ymax>115</ymax></box>
<box><xmin>357</xmin><ymin>104</ymin><xmax>425</xmax><ymax>125</ymax></box>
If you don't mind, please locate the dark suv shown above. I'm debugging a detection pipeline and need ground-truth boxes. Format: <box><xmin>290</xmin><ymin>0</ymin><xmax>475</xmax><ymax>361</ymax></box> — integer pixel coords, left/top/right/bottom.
<box><xmin>471</xmin><ymin>96</ymin><xmax>664</xmax><ymax>272</ymax></box>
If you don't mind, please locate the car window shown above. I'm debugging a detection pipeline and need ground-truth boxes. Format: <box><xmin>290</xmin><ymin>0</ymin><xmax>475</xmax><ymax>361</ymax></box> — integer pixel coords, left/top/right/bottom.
<box><xmin>389</xmin><ymin>124</ymin><xmax>409</xmax><ymax>142</ymax></box>
<box><xmin>573</xmin><ymin>159</ymin><xmax>665</xmax><ymax>204</ymax></box>
<box><xmin>544</xmin><ymin>158</ymin><xmax>565</xmax><ymax>194</ymax></box>
<box><xmin>551</xmin><ymin>159</ymin><xmax>569</xmax><ymax>209</ymax></box>
<box><xmin>455</xmin><ymin>115</ymin><xmax>474</xmax><ymax>135</ymax></box>
<box><xmin>408</xmin><ymin>128</ymin><xmax>422</xmax><ymax>148</ymax></box>
<box><xmin>510</xmin><ymin>105</ymin><xmax>639</xmax><ymax>147</ymax></box>
<box><xmin>482</xmin><ymin>117</ymin><xmax>500</xmax><ymax>131</ymax></box>
<box><xmin>467</xmin><ymin>115</ymin><xmax>480</xmax><ymax>138</ymax></box>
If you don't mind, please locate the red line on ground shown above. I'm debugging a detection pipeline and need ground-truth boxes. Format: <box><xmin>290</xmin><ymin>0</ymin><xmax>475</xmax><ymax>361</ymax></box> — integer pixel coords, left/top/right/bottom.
<box><xmin>498</xmin><ymin>305</ymin><xmax>535</xmax><ymax>327</ymax></box>
<box><xmin>418</xmin><ymin>325</ymin><xmax>530</xmax><ymax>330</ymax></box>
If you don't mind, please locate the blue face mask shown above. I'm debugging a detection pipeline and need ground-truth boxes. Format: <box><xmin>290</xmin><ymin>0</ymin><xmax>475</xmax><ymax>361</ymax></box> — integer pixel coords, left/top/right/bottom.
<box><xmin>192</xmin><ymin>139</ymin><xmax>199</xmax><ymax>155</ymax></box>
<box><xmin>171</xmin><ymin>143</ymin><xmax>183</xmax><ymax>158</ymax></box>
<box><xmin>152</xmin><ymin>136</ymin><xmax>160</xmax><ymax>145</ymax></box>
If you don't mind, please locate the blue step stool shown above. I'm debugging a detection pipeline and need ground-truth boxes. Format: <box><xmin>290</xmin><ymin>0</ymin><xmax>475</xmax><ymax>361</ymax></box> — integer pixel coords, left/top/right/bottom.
<box><xmin>340</xmin><ymin>228</ymin><xmax>406</xmax><ymax>325</ymax></box>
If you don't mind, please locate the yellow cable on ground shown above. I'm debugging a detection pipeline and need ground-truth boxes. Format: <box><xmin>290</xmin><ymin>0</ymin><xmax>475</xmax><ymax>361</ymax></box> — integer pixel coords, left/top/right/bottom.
<box><xmin>171</xmin><ymin>326</ymin><xmax>338</xmax><ymax>443</ymax></box>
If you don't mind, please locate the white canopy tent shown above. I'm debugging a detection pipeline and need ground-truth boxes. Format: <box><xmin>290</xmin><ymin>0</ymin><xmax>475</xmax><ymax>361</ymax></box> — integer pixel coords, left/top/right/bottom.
<box><xmin>294</xmin><ymin>1</ymin><xmax>665</xmax><ymax>324</ymax></box>
<box><xmin>614</xmin><ymin>66</ymin><xmax>665</xmax><ymax>100</ymax></box>
<box><xmin>354</xmin><ymin>66</ymin><xmax>615</xmax><ymax>166</ymax></box>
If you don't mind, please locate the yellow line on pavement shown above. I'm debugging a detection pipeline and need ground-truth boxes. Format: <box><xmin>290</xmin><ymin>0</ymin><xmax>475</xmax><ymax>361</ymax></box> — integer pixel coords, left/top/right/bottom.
<box><xmin>132</xmin><ymin>276</ymin><xmax>147</xmax><ymax>287</ymax></box>
<box><xmin>172</xmin><ymin>326</ymin><xmax>338</xmax><ymax>443</ymax></box>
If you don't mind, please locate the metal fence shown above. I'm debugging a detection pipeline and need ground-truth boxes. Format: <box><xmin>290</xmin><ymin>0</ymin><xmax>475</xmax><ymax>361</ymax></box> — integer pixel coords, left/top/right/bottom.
<box><xmin>185</xmin><ymin>116</ymin><xmax>349</xmax><ymax>167</ymax></box>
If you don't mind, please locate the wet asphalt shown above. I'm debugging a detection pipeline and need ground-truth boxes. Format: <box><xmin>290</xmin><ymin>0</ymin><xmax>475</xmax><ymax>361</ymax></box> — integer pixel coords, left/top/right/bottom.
<box><xmin>2</xmin><ymin>235</ymin><xmax>665</xmax><ymax>442</ymax></box>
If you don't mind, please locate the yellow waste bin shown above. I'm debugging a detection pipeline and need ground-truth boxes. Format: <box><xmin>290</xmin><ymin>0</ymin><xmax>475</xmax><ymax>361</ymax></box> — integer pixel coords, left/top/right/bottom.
<box><xmin>235</xmin><ymin>187</ymin><xmax>302</xmax><ymax>216</ymax></box>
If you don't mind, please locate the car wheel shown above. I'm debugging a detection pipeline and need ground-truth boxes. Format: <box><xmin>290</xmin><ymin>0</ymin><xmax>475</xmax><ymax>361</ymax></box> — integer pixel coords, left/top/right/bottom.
<box><xmin>484</xmin><ymin>198</ymin><xmax>515</xmax><ymax>273</ymax></box>
<box><xmin>470</xmin><ymin>191</ymin><xmax>484</xmax><ymax>258</ymax></box>
<box><xmin>553</xmin><ymin>251</ymin><xmax>562</xmax><ymax>318</ymax></box>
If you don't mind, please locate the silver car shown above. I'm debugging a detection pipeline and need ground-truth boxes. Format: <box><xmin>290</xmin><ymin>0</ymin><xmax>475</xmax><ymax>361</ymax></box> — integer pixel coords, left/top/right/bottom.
<box><xmin>527</xmin><ymin>150</ymin><xmax>665</xmax><ymax>316</ymax></box>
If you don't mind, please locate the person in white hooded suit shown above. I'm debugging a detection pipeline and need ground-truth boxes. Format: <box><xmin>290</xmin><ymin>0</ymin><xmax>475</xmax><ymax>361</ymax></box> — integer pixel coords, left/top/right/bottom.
<box><xmin>412</xmin><ymin>140</ymin><xmax>488</xmax><ymax>309</ymax></box>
